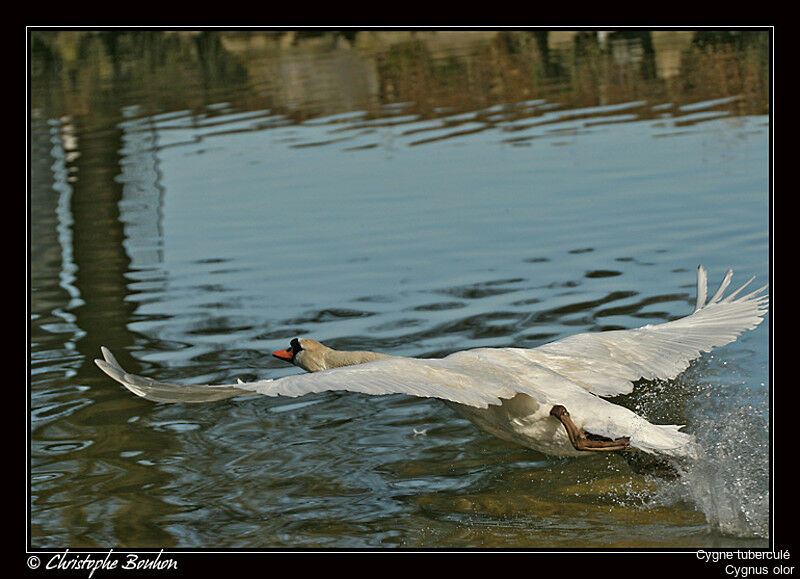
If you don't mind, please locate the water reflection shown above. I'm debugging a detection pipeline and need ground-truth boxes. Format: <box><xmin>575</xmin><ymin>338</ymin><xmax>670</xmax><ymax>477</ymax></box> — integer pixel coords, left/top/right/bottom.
<box><xmin>30</xmin><ymin>30</ymin><xmax>769</xmax><ymax>548</ymax></box>
<box><xmin>31</xmin><ymin>30</ymin><xmax>768</xmax><ymax>125</ymax></box>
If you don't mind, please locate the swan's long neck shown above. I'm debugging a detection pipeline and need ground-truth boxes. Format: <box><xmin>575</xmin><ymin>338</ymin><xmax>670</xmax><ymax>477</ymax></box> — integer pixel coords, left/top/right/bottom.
<box><xmin>321</xmin><ymin>350</ymin><xmax>392</xmax><ymax>370</ymax></box>
<box><xmin>298</xmin><ymin>346</ymin><xmax>392</xmax><ymax>373</ymax></box>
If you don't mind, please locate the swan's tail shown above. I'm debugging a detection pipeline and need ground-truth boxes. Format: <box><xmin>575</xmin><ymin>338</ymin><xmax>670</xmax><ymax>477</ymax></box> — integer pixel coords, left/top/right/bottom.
<box><xmin>629</xmin><ymin>422</ymin><xmax>701</xmax><ymax>459</ymax></box>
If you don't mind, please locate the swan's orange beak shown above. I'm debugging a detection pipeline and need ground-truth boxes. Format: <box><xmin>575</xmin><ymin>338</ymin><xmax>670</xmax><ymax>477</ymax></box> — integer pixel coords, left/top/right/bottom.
<box><xmin>272</xmin><ymin>348</ymin><xmax>294</xmax><ymax>362</ymax></box>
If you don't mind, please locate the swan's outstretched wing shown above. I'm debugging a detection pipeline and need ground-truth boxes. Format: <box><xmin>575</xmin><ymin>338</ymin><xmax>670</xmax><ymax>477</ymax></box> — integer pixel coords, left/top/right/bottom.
<box><xmin>100</xmin><ymin>338</ymin><xmax>645</xmax><ymax>412</ymax></box>
<box><xmin>521</xmin><ymin>266</ymin><xmax>768</xmax><ymax>397</ymax></box>
<box><xmin>96</xmin><ymin>343</ymin><xmax>592</xmax><ymax>408</ymax></box>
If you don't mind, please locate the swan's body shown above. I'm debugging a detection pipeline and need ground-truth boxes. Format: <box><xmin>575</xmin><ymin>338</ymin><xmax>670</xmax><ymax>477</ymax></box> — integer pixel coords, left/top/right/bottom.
<box><xmin>96</xmin><ymin>266</ymin><xmax>767</xmax><ymax>460</ymax></box>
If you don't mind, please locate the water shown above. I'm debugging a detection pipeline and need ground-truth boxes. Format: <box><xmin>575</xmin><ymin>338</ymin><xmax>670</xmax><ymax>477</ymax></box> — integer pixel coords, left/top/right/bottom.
<box><xmin>29</xmin><ymin>30</ymin><xmax>770</xmax><ymax>549</ymax></box>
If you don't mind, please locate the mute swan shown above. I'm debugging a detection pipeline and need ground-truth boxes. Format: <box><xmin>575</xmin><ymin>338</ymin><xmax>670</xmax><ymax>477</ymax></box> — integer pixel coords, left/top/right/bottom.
<box><xmin>95</xmin><ymin>266</ymin><xmax>767</xmax><ymax>461</ymax></box>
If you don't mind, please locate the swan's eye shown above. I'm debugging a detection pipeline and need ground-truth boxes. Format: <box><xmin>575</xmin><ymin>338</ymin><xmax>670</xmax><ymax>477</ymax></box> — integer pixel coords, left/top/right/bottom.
<box><xmin>290</xmin><ymin>338</ymin><xmax>302</xmax><ymax>353</ymax></box>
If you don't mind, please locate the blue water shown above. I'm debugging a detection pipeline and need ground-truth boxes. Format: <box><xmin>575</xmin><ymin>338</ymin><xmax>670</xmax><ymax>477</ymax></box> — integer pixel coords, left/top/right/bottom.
<box><xmin>122</xmin><ymin>102</ymin><xmax>768</xmax><ymax>356</ymax></box>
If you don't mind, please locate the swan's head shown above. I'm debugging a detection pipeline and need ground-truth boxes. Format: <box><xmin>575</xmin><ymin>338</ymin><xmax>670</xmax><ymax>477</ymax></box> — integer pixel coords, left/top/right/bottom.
<box><xmin>272</xmin><ymin>338</ymin><xmax>331</xmax><ymax>372</ymax></box>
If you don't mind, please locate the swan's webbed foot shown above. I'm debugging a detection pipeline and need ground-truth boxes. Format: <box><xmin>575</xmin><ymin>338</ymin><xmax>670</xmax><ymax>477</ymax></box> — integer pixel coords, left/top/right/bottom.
<box><xmin>549</xmin><ymin>405</ymin><xmax>631</xmax><ymax>452</ymax></box>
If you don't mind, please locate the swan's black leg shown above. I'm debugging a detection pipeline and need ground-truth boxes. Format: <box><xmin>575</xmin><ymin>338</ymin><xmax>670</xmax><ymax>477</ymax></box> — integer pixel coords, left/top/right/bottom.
<box><xmin>550</xmin><ymin>405</ymin><xmax>631</xmax><ymax>452</ymax></box>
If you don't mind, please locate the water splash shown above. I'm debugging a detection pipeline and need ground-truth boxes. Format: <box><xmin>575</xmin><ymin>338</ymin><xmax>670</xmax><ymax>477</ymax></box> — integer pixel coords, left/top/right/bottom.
<box><xmin>651</xmin><ymin>399</ymin><xmax>769</xmax><ymax>538</ymax></box>
<box><xmin>680</xmin><ymin>402</ymin><xmax>768</xmax><ymax>537</ymax></box>
<box><xmin>615</xmin><ymin>360</ymin><xmax>769</xmax><ymax>539</ymax></box>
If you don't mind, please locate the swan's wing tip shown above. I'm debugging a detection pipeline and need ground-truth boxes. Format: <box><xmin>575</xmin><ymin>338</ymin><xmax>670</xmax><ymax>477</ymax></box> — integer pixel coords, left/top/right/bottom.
<box><xmin>98</xmin><ymin>346</ymin><xmax>122</xmax><ymax>368</ymax></box>
<box><xmin>95</xmin><ymin>348</ymin><xmax>261</xmax><ymax>403</ymax></box>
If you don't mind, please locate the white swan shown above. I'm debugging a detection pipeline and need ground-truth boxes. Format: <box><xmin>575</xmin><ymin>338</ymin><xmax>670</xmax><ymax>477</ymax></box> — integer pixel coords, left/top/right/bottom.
<box><xmin>95</xmin><ymin>266</ymin><xmax>767</xmax><ymax>461</ymax></box>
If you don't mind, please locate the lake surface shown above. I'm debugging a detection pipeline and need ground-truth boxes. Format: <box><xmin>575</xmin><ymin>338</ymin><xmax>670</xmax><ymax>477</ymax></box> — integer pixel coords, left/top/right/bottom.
<box><xmin>29</xmin><ymin>30</ymin><xmax>770</xmax><ymax>549</ymax></box>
